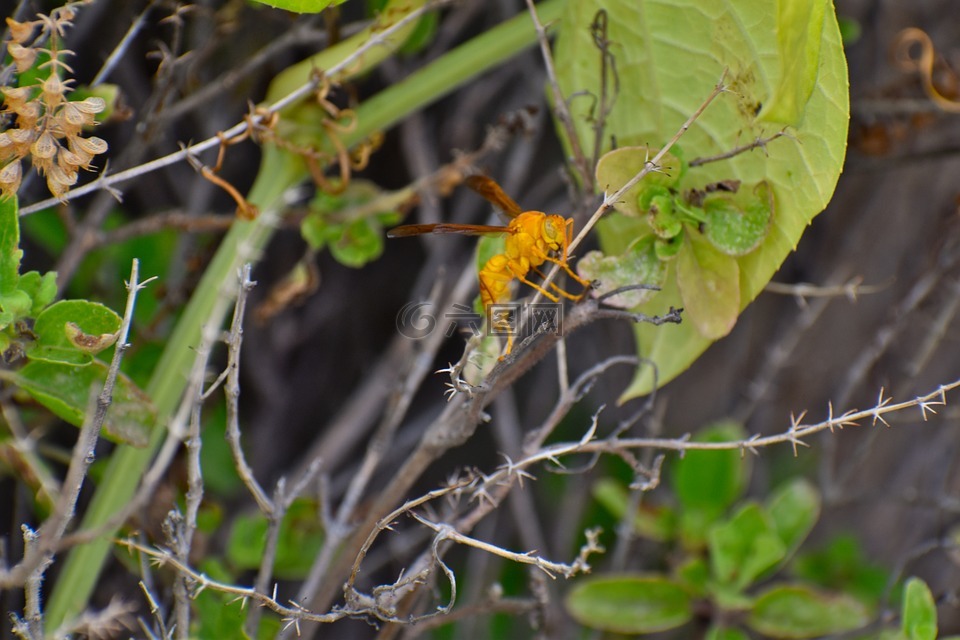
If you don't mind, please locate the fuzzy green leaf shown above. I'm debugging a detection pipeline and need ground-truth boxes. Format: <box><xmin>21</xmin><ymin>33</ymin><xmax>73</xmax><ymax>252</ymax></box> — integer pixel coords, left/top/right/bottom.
<box><xmin>702</xmin><ymin>181</ymin><xmax>774</xmax><ymax>256</ymax></box>
<box><xmin>566</xmin><ymin>575</ymin><xmax>692</xmax><ymax>633</ymax></box>
<box><xmin>577</xmin><ymin>235</ymin><xmax>665</xmax><ymax>308</ymax></box>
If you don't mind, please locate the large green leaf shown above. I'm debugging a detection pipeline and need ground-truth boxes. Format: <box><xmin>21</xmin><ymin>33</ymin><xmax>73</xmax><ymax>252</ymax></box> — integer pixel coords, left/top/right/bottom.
<box><xmin>554</xmin><ymin>0</ymin><xmax>849</xmax><ymax>397</ymax></box>
<box><xmin>12</xmin><ymin>360</ymin><xmax>155</xmax><ymax>447</ymax></box>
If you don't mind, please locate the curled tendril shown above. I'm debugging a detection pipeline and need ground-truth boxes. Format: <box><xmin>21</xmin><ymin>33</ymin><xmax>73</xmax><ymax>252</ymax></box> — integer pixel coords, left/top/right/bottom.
<box><xmin>894</xmin><ymin>27</ymin><xmax>960</xmax><ymax>113</ymax></box>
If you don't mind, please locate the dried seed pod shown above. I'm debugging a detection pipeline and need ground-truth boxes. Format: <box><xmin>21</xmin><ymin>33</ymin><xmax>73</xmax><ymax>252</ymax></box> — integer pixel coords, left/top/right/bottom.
<box><xmin>31</xmin><ymin>130</ymin><xmax>58</xmax><ymax>159</ymax></box>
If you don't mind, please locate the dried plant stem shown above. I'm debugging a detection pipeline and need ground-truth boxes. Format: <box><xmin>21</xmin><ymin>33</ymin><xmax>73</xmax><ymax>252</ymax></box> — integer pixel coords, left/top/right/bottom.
<box><xmin>91</xmin><ymin>0</ymin><xmax>159</xmax><ymax>86</ymax></box>
<box><xmin>524</xmin><ymin>0</ymin><xmax>592</xmax><ymax>188</ymax></box>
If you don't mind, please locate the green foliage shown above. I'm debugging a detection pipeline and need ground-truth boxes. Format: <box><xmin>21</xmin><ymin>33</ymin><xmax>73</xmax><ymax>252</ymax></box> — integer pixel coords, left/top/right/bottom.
<box><xmin>300</xmin><ymin>180</ymin><xmax>401</xmax><ymax>268</ymax></box>
<box><xmin>671</xmin><ymin>420</ymin><xmax>748</xmax><ymax>545</ymax></box>
<box><xmin>250</xmin><ymin>0</ymin><xmax>347</xmax><ymax>13</ymax></box>
<box><xmin>792</xmin><ymin>534</ymin><xmax>888</xmax><ymax>603</ymax></box>
<box><xmin>554</xmin><ymin>0</ymin><xmax>849</xmax><ymax>397</ymax></box>
<box><xmin>226</xmin><ymin>498</ymin><xmax>325</xmax><ymax>579</ymax></box>
<box><xmin>0</xmin><ymin>196</ymin><xmax>57</xmax><ymax>330</ymax></box>
<box><xmin>572</xmin><ymin>422</ymin><xmax>878</xmax><ymax>638</ymax></box>
<box><xmin>0</xmin><ymin>195</ymin><xmax>153</xmax><ymax>447</ymax></box>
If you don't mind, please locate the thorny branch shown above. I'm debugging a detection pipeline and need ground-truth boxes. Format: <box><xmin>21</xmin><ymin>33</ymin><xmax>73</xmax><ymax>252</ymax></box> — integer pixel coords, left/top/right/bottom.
<box><xmin>106</xmin><ymin>374</ymin><xmax>960</xmax><ymax>629</ymax></box>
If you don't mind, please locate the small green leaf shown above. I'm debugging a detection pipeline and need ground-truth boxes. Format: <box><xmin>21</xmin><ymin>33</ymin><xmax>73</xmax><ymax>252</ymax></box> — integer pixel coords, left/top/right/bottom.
<box><xmin>792</xmin><ymin>534</ymin><xmax>889</xmax><ymax>604</ymax></box>
<box><xmin>300</xmin><ymin>215</ymin><xmax>327</xmax><ymax>251</ymax></box>
<box><xmin>709</xmin><ymin>503</ymin><xmax>785</xmax><ymax>591</ymax></box>
<box><xmin>12</xmin><ymin>360</ymin><xmax>155</xmax><ymax>447</ymax></box>
<box><xmin>747</xmin><ymin>584</ymin><xmax>870</xmax><ymax>638</ymax></box>
<box><xmin>676</xmin><ymin>557</ymin><xmax>710</xmax><ymax>597</ymax></box>
<box><xmin>706</xmin><ymin>626</ymin><xmax>750</xmax><ymax>640</ymax></box>
<box><xmin>672</xmin><ymin>420</ymin><xmax>748</xmax><ymax>513</ymax></box>
<box><xmin>767</xmin><ymin>478</ymin><xmax>820</xmax><ymax>554</ymax></box>
<box><xmin>18</xmin><ymin>271</ymin><xmax>58</xmax><ymax>315</ymax></box>
<box><xmin>0</xmin><ymin>290</ymin><xmax>32</xmax><ymax>319</ymax></box>
<box><xmin>760</xmin><ymin>0</ymin><xmax>828</xmax><ymax>125</ymax></box>
<box><xmin>302</xmin><ymin>180</ymin><xmax>394</xmax><ymax>266</ymax></box>
<box><xmin>577</xmin><ymin>235</ymin><xmax>666</xmax><ymax>308</ymax></box>
<box><xmin>592</xmin><ymin>478</ymin><xmax>676</xmax><ymax>541</ymax></box>
<box><xmin>901</xmin><ymin>578</ymin><xmax>937</xmax><ymax>640</ymax></box>
<box><xmin>0</xmin><ymin>195</ymin><xmax>21</xmax><ymax>296</ymax></box>
<box><xmin>596</xmin><ymin>146</ymin><xmax>684</xmax><ymax>217</ymax></box>
<box><xmin>649</xmin><ymin>197</ymin><xmax>684</xmax><ymax>239</ymax></box>
<box><xmin>226</xmin><ymin>498</ymin><xmax>325</xmax><ymax>579</ymax></box>
<box><xmin>566</xmin><ymin>575</ymin><xmax>692</xmax><ymax>634</ymax></box>
<box><xmin>328</xmin><ymin>218</ymin><xmax>384</xmax><ymax>268</ymax></box>
<box><xmin>31</xmin><ymin>300</ymin><xmax>121</xmax><ymax>366</ymax></box>
<box><xmin>702</xmin><ymin>182</ymin><xmax>775</xmax><ymax>256</ymax></box>
<box><xmin>192</xmin><ymin>560</ymin><xmax>247</xmax><ymax>640</ymax></box>
<box><xmin>250</xmin><ymin>0</ymin><xmax>347</xmax><ymax>13</ymax></box>
<box><xmin>676</xmin><ymin>229</ymin><xmax>740</xmax><ymax>339</ymax></box>
<box><xmin>838</xmin><ymin>16</ymin><xmax>862</xmax><ymax>45</ymax></box>
<box><xmin>655</xmin><ymin>235</ymin><xmax>683</xmax><ymax>261</ymax></box>
<box><xmin>399</xmin><ymin>9</ymin><xmax>438</xmax><ymax>55</ymax></box>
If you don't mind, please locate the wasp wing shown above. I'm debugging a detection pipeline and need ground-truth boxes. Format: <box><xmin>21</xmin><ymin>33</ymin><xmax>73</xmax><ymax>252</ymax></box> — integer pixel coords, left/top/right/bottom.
<box><xmin>387</xmin><ymin>223</ymin><xmax>510</xmax><ymax>238</ymax></box>
<box><xmin>466</xmin><ymin>175</ymin><xmax>524</xmax><ymax>218</ymax></box>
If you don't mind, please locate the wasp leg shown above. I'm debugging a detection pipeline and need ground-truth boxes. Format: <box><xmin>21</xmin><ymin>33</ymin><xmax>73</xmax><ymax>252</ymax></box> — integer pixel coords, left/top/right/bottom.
<box><xmin>530</xmin><ymin>266</ymin><xmax>588</xmax><ymax>301</ymax></box>
<box><xmin>541</xmin><ymin>254</ymin><xmax>593</xmax><ymax>288</ymax></box>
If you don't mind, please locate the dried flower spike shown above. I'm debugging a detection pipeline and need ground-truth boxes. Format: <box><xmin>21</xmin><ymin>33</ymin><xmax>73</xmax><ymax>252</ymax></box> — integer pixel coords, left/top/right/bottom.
<box><xmin>0</xmin><ymin>5</ymin><xmax>109</xmax><ymax>200</ymax></box>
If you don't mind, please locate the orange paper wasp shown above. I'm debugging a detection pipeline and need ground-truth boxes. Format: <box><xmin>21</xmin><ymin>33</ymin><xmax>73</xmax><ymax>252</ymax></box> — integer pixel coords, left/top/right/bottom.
<box><xmin>388</xmin><ymin>176</ymin><xmax>591</xmax><ymax>354</ymax></box>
